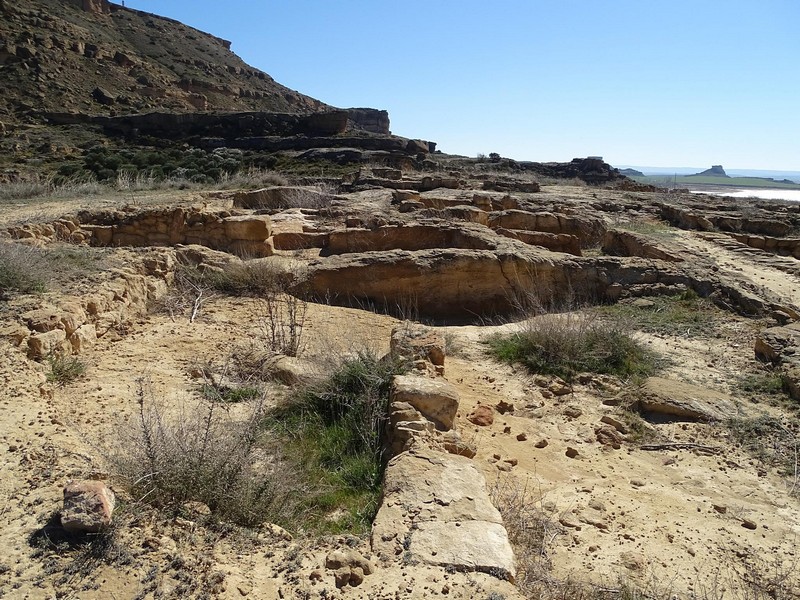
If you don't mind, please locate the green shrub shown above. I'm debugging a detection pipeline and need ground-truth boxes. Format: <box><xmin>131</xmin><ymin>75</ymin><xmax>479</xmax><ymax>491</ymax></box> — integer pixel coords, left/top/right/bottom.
<box><xmin>264</xmin><ymin>351</ymin><xmax>409</xmax><ymax>533</ymax></box>
<box><xmin>737</xmin><ymin>371</ymin><xmax>787</xmax><ymax>397</ymax></box>
<box><xmin>486</xmin><ymin>313</ymin><xmax>657</xmax><ymax>382</ymax></box>
<box><xmin>201</xmin><ymin>383</ymin><xmax>261</xmax><ymax>403</ymax></box>
<box><xmin>46</xmin><ymin>354</ymin><xmax>87</xmax><ymax>385</ymax></box>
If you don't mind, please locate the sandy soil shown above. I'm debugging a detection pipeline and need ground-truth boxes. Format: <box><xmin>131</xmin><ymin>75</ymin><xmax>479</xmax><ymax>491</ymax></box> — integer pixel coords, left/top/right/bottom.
<box><xmin>2</xmin><ymin>186</ymin><xmax>800</xmax><ymax>598</ymax></box>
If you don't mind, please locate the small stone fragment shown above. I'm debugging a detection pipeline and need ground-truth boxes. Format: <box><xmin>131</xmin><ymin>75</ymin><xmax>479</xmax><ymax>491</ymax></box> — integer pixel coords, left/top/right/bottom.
<box><xmin>565</xmin><ymin>447</ymin><xmax>579</xmax><ymax>458</ymax></box>
<box><xmin>349</xmin><ymin>566</ymin><xmax>365</xmax><ymax>586</ymax></box>
<box><xmin>550</xmin><ymin>382</ymin><xmax>572</xmax><ymax>396</ymax></box>
<box><xmin>496</xmin><ymin>400</ymin><xmax>515</xmax><ymax>414</ymax></box>
<box><xmin>334</xmin><ymin>567</ymin><xmax>351</xmax><ymax>589</ymax></box>
<box><xmin>535</xmin><ymin>439</ymin><xmax>548</xmax><ymax>448</ymax></box>
<box><xmin>467</xmin><ymin>404</ymin><xmax>494</xmax><ymax>426</ymax></box>
<box><xmin>516</xmin><ymin>432</ymin><xmax>528</xmax><ymax>441</ymax></box>
<box><xmin>600</xmin><ymin>415</ymin><xmax>628</xmax><ymax>433</ymax></box>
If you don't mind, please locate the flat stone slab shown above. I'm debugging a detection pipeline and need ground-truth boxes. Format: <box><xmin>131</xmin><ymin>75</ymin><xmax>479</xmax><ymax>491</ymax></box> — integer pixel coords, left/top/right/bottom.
<box><xmin>635</xmin><ymin>377</ymin><xmax>744</xmax><ymax>421</ymax></box>
<box><xmin>411</xmin><ymin>521</ymin><xmax>514</xmax><ymax>575</ymax></box>
<box><xmin>372</xmin><ymin>449</ymin><xmax>515</xmax><ymax>580</ymax></box>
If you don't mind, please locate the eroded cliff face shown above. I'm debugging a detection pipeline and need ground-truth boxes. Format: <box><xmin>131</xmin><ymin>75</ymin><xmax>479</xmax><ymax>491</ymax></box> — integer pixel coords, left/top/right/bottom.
<box><xmin>0</xmin><ymin>0</ymin><xmax>330</xmax><ymax>119</ymax></box>
<box><xmin>55</xmin><ymin>0</ymin><xmax>111</xmax><ymax>14</ymax></box>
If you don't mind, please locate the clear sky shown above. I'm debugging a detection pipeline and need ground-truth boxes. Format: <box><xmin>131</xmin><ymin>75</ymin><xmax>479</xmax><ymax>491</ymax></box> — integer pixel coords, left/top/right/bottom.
<box><xmin>126</xmin><ymin>1</ymin><xmax>798</xmax><ymax>170</ymax></box>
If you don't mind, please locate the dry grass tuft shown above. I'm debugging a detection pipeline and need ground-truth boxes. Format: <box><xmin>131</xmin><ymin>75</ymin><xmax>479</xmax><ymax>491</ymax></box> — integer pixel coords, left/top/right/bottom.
<box><xmin>486</xmin><ymin>312</ymin><xmax>657</xmax><ymax>382</ymax></box>
<box><xmin>0</xmin><ymin>242</ymin><xmax>49</xmax><ymax>295</ymax></box>
<box><xmin>109</xmin><ymin>378</ymin><xmax>307</xmax><ymax>529</ymax></box>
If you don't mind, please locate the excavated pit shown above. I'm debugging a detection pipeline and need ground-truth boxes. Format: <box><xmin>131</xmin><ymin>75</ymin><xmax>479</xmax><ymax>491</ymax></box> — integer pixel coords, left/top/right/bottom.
<box><xmin>7</xmin><ymin>196</ymin><xmax>795</xmax><ymax>325</ymax></box>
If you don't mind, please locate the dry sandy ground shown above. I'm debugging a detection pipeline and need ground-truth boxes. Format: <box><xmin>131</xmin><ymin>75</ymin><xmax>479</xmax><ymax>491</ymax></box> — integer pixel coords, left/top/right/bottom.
<box><xmin>2</xmin><ymin>187</ymin><xmax>800</xmax><ymax>599</ymax></box>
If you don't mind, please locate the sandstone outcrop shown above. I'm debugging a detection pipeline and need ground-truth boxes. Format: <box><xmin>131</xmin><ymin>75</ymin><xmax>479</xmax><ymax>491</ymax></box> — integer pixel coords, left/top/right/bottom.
<box><xmin>488</xmin><ymin>210</ymin><xmax>606</xmax><ymax>247</ymax></box>
<box><xmin>233</xmin><ymin>186</ymin><xmax>334</xmax><ymax>210</ymax></box>
<box><xmin>8</xmin><ymin>208</ymin><xmax>274</xmax><ymax>258</ymax></box>
<box><xmin>389</xmin><ymin>323</ymin><xmax>446</xmax><ymax>369</ymax></box>
<box><xmin>602</xmin><ymin>229</ymin><xmax>683</xmax><ymax>262</ymax></box>
<box><xmin>325</xmin><ymin>548</ymin><xmax>375</xmax><ymax>588</ymax></box>
<box><xmin>325</xmin><ymin>224</ymin><xmax>496</xmax><ymax>255</ymax></box>
<box><xmin>390</xmin><ymin>375</ymin><xmax>459</xmax><ymax>431</ymax></box>
<box><xmin>517</xmin><ymin>156</ymin><xmax>623</xmax><ymax>184</ymax></box>
<box><xmin>300</xmin><ymin>238</ymin><xmax>777</xmax><ymax>320</ymax></box>
<box><xmin>660</xmin><ymin>203</ymin><xmax>792</xmax><ymax>237</ymax></box>
<box><xmin>495</xmin><ymin>228</ymin><xmax>582</xmax><ymax>255</ymax></box>
<box><xmin>729</xmin><ymin>233</ymin><xmax>800</xmax><ymax>259</ymax></box>
<box><xmin>13</xmin><ymin>249</ymin><xmax>175</xmax><ymax>358</ymax></box>
<box><xmin>346</xmin><ymin>108</ymin><xmax>390</xmax><ymax>135</ymax></box>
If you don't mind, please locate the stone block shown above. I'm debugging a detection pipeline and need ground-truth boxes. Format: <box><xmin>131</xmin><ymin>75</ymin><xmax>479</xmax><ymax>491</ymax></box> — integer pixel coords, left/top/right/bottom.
<box><xmin>28</xmin><ymin>329</ymin><xmax>67</xmax><ymax>359</ymax></box>
<box><xmin>391</xmin><ymin>374</ymin><xmax>459</xmax><ymax>430</ymax></box>
<box><xmin>223</xmin><ymin>215</ymin><xmax>272</xmax><ymax>241</ymax></box>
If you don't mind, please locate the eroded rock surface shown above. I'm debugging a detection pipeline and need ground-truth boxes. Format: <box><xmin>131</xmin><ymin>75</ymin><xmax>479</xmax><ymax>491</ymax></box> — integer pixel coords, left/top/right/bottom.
<box><xmin>631</xmin><ymin>377</ymin><xmax>744</xmax><ymax>421</ymax></box>
<box><xmin>755</xmin><ymin>323</ymin><xmax>800</xmax><ymax>400</ymax></box>
<box><xmin>372</xmin><ymin>449</ymin><xmax>515</xmax><ymax>580</ymax></box>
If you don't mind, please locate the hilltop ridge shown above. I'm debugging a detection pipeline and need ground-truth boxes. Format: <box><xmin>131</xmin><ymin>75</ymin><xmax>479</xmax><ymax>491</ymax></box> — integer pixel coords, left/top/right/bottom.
<box><xmin>0</xmin><ymin>0</ymin><xmax>330</xmax><ymax>121</ymax></box>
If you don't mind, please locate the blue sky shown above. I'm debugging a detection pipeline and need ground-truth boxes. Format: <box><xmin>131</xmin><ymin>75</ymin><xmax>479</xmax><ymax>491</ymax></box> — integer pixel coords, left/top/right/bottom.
<box><xmin>126</xmin><ymin>1</ymin><xmax>798</xmax><ymax>170</ymax></box>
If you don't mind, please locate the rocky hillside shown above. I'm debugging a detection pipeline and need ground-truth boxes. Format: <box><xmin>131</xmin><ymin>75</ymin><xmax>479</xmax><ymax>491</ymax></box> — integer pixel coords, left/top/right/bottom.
<box><xmin>0</xmin><ymin>0</ymin><xmax>330</xmax><ymax>122</ymax></box>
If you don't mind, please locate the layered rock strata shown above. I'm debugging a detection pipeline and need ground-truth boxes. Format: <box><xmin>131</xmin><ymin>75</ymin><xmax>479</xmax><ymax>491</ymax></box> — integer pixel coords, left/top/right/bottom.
<box><xmin>372</xmin><ymin>324</ymin><xmax>516</xmax><ymax>580</ymax></box>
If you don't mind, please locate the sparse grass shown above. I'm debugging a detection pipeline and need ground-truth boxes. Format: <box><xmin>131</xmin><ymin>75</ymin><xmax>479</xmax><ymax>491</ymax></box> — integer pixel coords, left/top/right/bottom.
<box><xmin>263</xmin><ymin>350</ymin><xmax>410</xmax><ymax>534</ymax></box>
<box><xmin>153</xmin><ymin>260</ymin><xmax>292</xmax><ymax>320</ymax></box>
<box><xmin>46</xmin><ymin>354</ymin><xmax>87</xmax><ymax>385</ymax></box>
<box><xmin>736</xmin><ymin>370</ymin><xmax>788</xmax><ymax>400</ymax></box>
<box><xmin>201</xmin><ymin>382</ymin><xmax>261</xmax><ymax>403</ymax></box>
<box><xmin>443</xmin><ymin>330</ymin><xmax>467</xmax><ymax>358</ymax></box>
<box><xmin>486</xmin><ymin>312</ymin><xmax>657</xmax><ymax>382</ymax></box>
<box><xmin>490</xmin><ymin>476</ymin><xmax>563</xmax><ymax>594</ymax></box>
<box><xmin>593</xmin><ymin>291</ymin><xmax>717</xmax><ymax>338</ymax></box>
<box><xmin>1</xmin><ymin>243</ymin><xmax>112</xmax><ymax>298</ymax></box>
<box><xmin>0</xmin><ymin>173</ymin><xmax>104</xmax><ymax>203</ymax></box>
<box><xmin>614</xmin><ymin>218</ymin><xmax>675</xmax><ymax>239</ymax></box>
<box><xmin>114</xmin><ymin>166</ymin><xmax>289</xmax><ymax>192</ymax></box>
<box><xmin>727</xmin><ymin>415</ymin><xmax>800</xmax><ymax>488</ymax></box>
<box><xmin>182</xmin><ymin>260</ymin><xmax>289</xmax><ymax>297</ymax></box>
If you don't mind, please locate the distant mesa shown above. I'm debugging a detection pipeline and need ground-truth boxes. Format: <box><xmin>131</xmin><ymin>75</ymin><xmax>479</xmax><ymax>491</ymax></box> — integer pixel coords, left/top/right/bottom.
<box><xmin>693</xmin><ymin>165</ymin><xmax>729</xmax><ymax>178</ymax></box>
<box><xmin>619</xmin><ymin>168</ymin><xmax>644</xmax><ymax>177</ymax></box>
